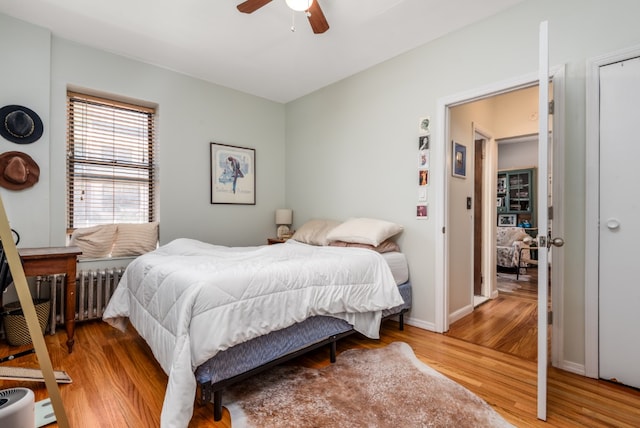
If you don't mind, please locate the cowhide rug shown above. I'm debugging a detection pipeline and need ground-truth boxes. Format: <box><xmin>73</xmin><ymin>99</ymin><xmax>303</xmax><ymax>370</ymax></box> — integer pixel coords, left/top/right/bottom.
<box><xmin>224</xmin><ymin>342</ymin><xmax>513</xmax><ymax>427</ymax></box>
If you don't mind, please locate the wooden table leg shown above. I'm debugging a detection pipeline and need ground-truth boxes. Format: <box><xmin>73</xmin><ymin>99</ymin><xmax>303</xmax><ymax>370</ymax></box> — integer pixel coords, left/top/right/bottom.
<box><xmin>65</xmin><ymin>258</ymin><xmax>76</xmax><ymax>353</ymax></box>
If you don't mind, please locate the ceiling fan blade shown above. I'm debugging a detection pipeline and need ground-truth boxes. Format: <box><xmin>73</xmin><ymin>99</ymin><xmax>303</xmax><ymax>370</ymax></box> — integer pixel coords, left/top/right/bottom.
<box><xmin>237</xmin><ymin>0</ymin><xmax>273</xmax><ymax>14</ymax></box>
<box><xmin>307</xmin><ymin>1</ymin><xmax>329</xmax><ymax>34</ymax></box>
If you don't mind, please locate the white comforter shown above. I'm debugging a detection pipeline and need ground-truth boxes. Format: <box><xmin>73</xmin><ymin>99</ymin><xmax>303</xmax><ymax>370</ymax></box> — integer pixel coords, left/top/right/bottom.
<box><xmin>102</xmin><ymin>238</ymin><xmax>404</xmax><ymax>428</ymax></box>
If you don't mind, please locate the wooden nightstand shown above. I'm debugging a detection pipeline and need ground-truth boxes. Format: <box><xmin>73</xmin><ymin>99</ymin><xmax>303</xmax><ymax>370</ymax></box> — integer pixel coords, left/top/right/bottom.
<box><xmin>267</xmin><ymin>238</ymin><xmax>285</xmax><ymax>245</ymax></box>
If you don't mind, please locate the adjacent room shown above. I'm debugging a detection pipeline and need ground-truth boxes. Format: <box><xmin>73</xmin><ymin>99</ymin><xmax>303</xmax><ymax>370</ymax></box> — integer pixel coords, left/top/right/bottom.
<box><xmin>1</xmin><ymin>0</ymin><xmax>639</xmax><ymax>427</ymax></box>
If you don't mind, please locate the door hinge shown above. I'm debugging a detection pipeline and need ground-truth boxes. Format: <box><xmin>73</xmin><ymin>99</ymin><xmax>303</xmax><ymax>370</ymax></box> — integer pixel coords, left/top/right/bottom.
<box><xmin>442</xmin><ymin>227</ymin><xmax>446</xmax><ymax>234</ymax></box>
<box><xmin>548</xmin><ymin>206</ymin><xmax>553</xmax><ymax>220</ymax></box>
<box><xmin>549</xmin><ymin>100</ymin><xmax>554</xmax><ymax>115</ymax></box>
<box><xmin>548</xmin><ymin>311</ymin><xmax>553</xmax><ymax>325</ymax></box>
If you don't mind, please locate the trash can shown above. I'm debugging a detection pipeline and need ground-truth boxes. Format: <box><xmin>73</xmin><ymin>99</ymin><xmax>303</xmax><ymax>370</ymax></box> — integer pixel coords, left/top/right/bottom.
<box><xmin>2</xmin><ymin>299</ymin><xmax>50</xmax><ymax>346</ymax></box>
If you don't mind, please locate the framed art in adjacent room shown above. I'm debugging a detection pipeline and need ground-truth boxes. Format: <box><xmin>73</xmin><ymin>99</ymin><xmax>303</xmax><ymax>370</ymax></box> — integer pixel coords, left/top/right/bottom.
<box><xmin>210</xmin><ymin>142</ymin><xmax>256</xmax><ymax>204</ymax></box>
<box><xmin>497</xmin><ymin>176</ymin><xmax>506</xmax><ymax>193</ymax></box>
<box><xmin>498</xmin><ymin>213</ymin><xmax>517</xmax><ymax>227</ymax></box>
<box><xmin>452</xmin><ymin>141</ymin><xmax>466</xmax><ymax>178</ymax></box>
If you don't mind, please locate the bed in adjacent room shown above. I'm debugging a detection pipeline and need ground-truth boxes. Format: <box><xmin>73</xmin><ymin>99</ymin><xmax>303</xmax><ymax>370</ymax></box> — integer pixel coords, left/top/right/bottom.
<box><xmin>103</xmin><ymin>218</ymin><xmax>411</xmax><ymax>427</ymax></box>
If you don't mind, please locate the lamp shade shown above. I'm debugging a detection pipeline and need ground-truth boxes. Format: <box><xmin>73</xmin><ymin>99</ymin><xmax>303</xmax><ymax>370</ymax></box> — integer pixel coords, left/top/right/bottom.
<box><xmin>275</xmin><ymin>209</ymin><xmax>293</xmax><ymax>225</ymax></box>
<box><xmin>285</xmin><ymin>0</ymin><xmax>313</xmax><ymax>11</ymax></box>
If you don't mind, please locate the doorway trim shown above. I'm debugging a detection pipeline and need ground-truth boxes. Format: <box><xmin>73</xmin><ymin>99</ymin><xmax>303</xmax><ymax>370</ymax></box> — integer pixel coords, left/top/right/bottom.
<box><xmin>585</xmin><ymin>45</ymin><xmax>640</xmax><ymax>378</ymax></box>
<box><xmin>435</xmin><ymin>67</ymin><xmax>565</xmax><ymax>368</ymax></box>
<box><xmin>473</xmin><ymin>125</ymin><xmax>497</xmax><ymax>303</ymax></box>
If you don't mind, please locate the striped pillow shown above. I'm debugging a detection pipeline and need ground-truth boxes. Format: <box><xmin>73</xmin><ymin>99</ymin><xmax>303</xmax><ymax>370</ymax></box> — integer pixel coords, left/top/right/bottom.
<box><xmin>69</xmin><ymin>224</ymin><xmax>117</xmax><ymax>259</ymax></box>
<box><xmin>111</xmin><ymin>222</ymin><xmax>159</xmax><ymax>257</ymax></box>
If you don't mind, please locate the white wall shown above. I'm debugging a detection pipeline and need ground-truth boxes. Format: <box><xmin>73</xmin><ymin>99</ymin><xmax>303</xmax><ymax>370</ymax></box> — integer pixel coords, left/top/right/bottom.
<box><xmin>285</xmin><ymin>0</ymin><xmax>640</xmax><ymax>368</ymax></box>
<box><xmin>0</xmin><ymin>13</ymin><xmax>287</xmax><ymax>250</ymax></box>
<box><xmin>0</xmin><ymin>15</ymin><xmax>51</xmax><ymax>247</ymax></box>
<box><xmin>498</xmin><ymin>140</ymin><xmax>538</xmax><ymax>171</ymax></box>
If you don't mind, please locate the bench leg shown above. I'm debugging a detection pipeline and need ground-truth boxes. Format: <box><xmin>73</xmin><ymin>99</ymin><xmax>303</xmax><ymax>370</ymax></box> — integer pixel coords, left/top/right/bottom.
<box><xmin>213</xmin><ymin>390</ymin><xmax>223</xmax><ymax>421</ymax></box>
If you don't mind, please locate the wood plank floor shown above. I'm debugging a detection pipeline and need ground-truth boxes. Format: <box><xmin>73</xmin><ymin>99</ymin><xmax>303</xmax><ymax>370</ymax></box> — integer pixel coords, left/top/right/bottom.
<box><xmin>445</xmin><ymin>268</ymin><xmax>542</xmax><ymax>361</ymax></box>
<box><xmin>1</xmin><ymin>316</ymin><xmax>639</xmax><ymax>427</ymax></box>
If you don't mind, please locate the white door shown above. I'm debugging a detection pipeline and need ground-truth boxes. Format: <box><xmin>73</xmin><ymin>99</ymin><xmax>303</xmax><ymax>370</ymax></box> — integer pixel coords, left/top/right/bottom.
<box><xmin>536</xmin><ymin>20</ymin><xmax>557</xmax><ymax>421</ymax></box>
<box><xmin>599</xmin><ymin>55</ymin><xmax>640</xmax><ymax>389</ymax></box>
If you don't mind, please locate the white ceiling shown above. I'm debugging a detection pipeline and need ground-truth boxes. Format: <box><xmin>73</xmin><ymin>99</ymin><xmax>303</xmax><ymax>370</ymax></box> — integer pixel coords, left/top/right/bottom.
<box><xmin>0</xmin><ymin>0</ymin><xmax>525</xmax><ymax>103</ymax></box>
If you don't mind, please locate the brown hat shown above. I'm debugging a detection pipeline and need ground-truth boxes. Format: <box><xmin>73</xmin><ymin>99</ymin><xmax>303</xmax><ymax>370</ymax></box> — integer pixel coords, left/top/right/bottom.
<box><xmin>0</xmin><ymin>151</ymin><xmax>40</xmax><ymax>190</ymax></box>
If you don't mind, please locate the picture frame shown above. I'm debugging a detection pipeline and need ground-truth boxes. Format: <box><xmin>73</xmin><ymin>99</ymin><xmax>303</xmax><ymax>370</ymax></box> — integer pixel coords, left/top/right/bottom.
<box><xmin>418</xmin><ymin>135</ymin><xmax>430</xmax><ymax>151</ymax></box>
<box><xmin>498</xmin><ymin>213</ymin><xmax>517</xmax><ymax>227</ymax></box>
<box><xmin>210</xmin><ymin>142</ymin><xmax>256</xmax><ymax>204</ymax></box>
<box><xmin>418</xmin><ymin>117</ymin><xmax>431</xmax><ymax>134</ymax></box>
<box><xmin>497</xmin><ymin>176</ymin><xmax>506</xmax><ymax>193</ymax></box>
<box><xmin>417</xmin><ymin>204</ymin><xmax>428</xmax><ymax>219</ymax></box>
<box><xmin>419</xmin><ymin>169</ymin><xmax>428</xmax><ymax>186</ymax></box>
<box><xmin>452</xmin><ymin>141</ymin><xmax>466</xmax><ymax>178</ymax></box>
<box><xmin>496</xmin><ymin>197</ymin><xmax>503</xmax><ymax>208</ymax></box>
<box><xmin>418</xmin><ymin>149</ymin><xmax>429</xmax><ymax>168</ymax></box>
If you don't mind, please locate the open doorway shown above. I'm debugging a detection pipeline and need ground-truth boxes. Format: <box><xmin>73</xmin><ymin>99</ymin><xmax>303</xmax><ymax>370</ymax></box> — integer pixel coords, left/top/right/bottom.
<box><xmin>445</xmin><ymin>84</ymin><xmax>550</xmax><ymax>362</ymax></box>
<box><xmin>434</xmin><ymin>66</ymin><xmax>564</xmax><ymax>367</ymax></box>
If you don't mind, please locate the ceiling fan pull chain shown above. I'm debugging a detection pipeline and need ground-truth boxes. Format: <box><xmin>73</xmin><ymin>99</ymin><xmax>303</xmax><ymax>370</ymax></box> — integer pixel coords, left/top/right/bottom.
<box><xmin>291</xmin><ymin>11</ymin><xmax>296</xmax><ymax>32</ymax></box>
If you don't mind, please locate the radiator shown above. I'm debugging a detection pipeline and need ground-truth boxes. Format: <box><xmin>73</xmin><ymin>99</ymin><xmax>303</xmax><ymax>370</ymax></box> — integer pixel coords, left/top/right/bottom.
<box><xmin>35</xmin><ymin>268</ymin><xmax>125</xmax><ymax>335</ymax></box>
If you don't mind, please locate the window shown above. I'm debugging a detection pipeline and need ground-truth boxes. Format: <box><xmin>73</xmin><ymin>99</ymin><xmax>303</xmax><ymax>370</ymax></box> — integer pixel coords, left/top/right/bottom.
<box><xmin>67</xmin><ymin>91</ymin><xmax>156</xmax><ymax>229</ymax></box>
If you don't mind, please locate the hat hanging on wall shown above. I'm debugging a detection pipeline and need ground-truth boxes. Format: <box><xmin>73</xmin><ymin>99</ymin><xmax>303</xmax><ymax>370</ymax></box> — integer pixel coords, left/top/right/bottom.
<box><xmin>0</xmin><ymin>105</ymin><xmax>44</xmax><ymax>144</ymax></box>
<box><xmin>0</xmin><ymin>151</ymin><xmax>40</xmax><ymax>191</ymax></box>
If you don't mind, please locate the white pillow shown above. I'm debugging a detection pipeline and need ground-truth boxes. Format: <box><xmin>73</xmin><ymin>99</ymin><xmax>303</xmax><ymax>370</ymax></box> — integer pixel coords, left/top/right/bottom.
<box><xmin>290</xmin><ymin>219</ymin><xmax>341</xmax><ymax>246</ymax></box>
<box><xmin>69</xmin><ymin>224</ymin><xmax>117</xmax><ymax>259</ymax></box>
<box><xmin>325</xmin><ymin>217</ymin><xmax>403</xmax><ymax>247</ymax></box>
<box><xmin>111</xmin><ymin>222</ymin><xmax>159</xmax><ymax>257</ymax></box>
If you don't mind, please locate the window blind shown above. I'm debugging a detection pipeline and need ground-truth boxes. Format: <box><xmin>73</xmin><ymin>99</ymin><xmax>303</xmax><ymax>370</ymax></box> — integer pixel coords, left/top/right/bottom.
<box><xmin>67</xmin><ymin>91</ymin><xmax>156</xmax><ymax>230</ymax></box>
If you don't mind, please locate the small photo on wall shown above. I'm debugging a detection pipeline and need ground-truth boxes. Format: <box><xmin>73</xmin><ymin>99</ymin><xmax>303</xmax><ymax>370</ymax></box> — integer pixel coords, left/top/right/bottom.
<box><xmin>417</xmin><ymin>204</ymin><xmax>428</xmax><ymax>219</ymax></box>
<box><xmin>419</xmin><ymin>117</ymin><xmax>431</xmax><ymax>134</ymax></box>
<box><xmin>418</xmin><ymin>135</ymin><xmax>430</xmax><ymax>151</ymax></box>
<box><xmin>419</xmin><ymin>169</ymin><xmax>428</xmax><ymax>186</ymax></box>
<box><xmin>419</xmin><ymin>149</ymin><xmax>429</xmax><ymax>168</ymax></box>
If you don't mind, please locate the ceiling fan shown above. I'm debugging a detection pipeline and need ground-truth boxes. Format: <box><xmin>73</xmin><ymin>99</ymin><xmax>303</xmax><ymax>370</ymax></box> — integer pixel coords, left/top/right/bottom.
<box><xmin>237</xmin><ymin>0</ymin><xmax>330</xmax><ymax>34</ymax></box>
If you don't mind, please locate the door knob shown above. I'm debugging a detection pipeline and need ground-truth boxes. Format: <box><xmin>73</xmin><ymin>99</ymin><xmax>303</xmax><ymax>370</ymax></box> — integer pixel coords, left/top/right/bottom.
<box><xmin>550</xmin><ymin>237</ymin><xmax>564</xmax><ymax>247</ymax></box>
<box><xmin>606</xmin><ymin>218</ymin><xmax>621</xmax><ymax>230</ymax></box>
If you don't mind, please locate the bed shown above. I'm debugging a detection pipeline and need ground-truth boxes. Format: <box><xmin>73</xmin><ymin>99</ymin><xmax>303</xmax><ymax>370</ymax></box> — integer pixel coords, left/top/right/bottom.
<box><xmin>197</xmin><ymin>250</ymin><xmax>411</xmax><ymax>422</ymax></box>
<box><xmin>103</xmin><ymin>219</ymin><xmax>410</xmax><ymax>427</ymax></box>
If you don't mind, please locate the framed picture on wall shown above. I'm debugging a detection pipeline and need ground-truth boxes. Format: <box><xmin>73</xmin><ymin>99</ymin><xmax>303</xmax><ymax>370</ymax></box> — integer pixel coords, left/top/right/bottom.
<box><xmin>210</xmin><ymin>142</ymin><xmax>256</xmax><ymax>204</ymax></box>
<box><xmin>452</xmin><ymin>141</ymin><xmax>466</xmax><ymax>178</ymax></box>
<box><xmin>498</xmin><ymin>213</ymin><xmax>517</xmax><ymax>227</ymax></box>
<box><xmin>497</xmin><ymin>176</ymin><xmax>506</xmax><ymax>193</ymax></box>
<box><xmin>418</xmin><ymin>135</ymin><xmax>430</xmax><ymax>150</ymax></box>
<box><xmin>417</xmin><ymin>204</ymin><xmax>428</xmax><ymax>219</ymax></box>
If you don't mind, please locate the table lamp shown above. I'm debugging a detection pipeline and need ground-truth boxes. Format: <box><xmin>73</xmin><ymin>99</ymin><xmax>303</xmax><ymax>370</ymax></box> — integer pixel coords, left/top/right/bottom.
<box><xmin>275</xmin><ymin>209</ymin><xmax>293</xmax><ymax>239</ymax></box>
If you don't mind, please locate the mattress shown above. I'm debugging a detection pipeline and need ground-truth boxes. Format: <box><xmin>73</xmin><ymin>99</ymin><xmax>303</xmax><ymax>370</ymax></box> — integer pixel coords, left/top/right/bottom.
<box><xmin>382</xmin><ymin>251</ymin><xmax>409</xmax><ymax>285</ymax></box>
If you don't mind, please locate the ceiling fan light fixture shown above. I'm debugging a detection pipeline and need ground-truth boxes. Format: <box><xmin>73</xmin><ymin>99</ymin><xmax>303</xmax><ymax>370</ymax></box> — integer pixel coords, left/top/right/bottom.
<box><xmin>285</xmin><ymin>0</ymin><xmax>313</xmax><ymax>12</ymax></box>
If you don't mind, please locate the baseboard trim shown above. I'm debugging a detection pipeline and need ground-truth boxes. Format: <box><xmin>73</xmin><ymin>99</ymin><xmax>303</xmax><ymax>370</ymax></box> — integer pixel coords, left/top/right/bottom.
<box><xmin>448</xmin><ymin>305</ymin><xmax>473</xmax><ymax>325</ymax></box>
<box><xmin>405</xmin><ymin>317</ymin><xmax>436</xmax><ymax>332</ymax></box>
<box><xmin>559</xmin><ymin>360</ymin><xmax>586</xmax><ymax>377</ymax></box>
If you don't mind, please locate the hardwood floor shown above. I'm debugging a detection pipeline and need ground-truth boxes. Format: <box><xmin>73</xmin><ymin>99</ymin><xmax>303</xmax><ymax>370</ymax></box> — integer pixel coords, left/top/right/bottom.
<box><xmin>446</xmin><ymin>267</ymin><xmax>541</xmax><ymax>361</ymax></box>
<box><xmin>1</xmin><ymin>315</ymin><xmax>639</xmax><ymax>427</ymax></box>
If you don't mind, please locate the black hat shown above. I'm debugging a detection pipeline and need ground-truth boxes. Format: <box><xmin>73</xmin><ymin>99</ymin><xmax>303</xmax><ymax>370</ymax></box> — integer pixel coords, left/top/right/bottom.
<box><xmin>0</xmin><ymin>105</ymin><xmax>44</xmax><ymax>144</ymax></box>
